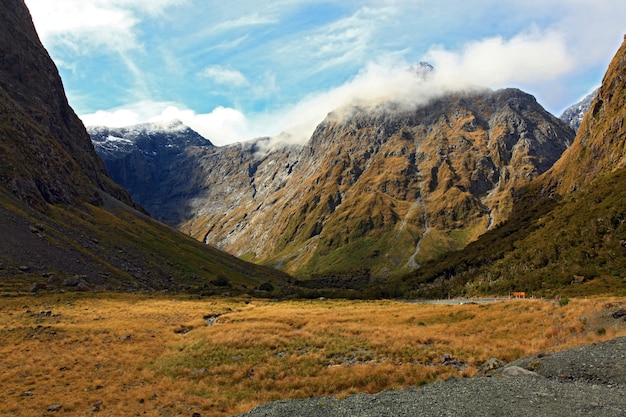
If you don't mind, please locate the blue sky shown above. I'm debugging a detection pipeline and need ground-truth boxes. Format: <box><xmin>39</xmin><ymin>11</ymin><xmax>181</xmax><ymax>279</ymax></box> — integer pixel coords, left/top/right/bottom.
<box><xmin>25</xmin><ymin>0</ymin><xmax>626</xmax><ymax>146</ymax></box>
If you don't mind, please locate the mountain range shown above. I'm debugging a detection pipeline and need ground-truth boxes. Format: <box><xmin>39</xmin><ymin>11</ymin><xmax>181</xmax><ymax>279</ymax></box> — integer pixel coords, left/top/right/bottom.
<box><xmin>89</xmin><ymin>36</ymin><xmax>626</xmax><ymax>298</ymax></box>
<box><xmin>93</xmin><ymin>88</ymin><xmax>575</xmax><ymax>281</ymax></box>
<box><xmin>2</xmin><ymin>0</ymin><xmax>625</xmax><ymax>298</ymax></box>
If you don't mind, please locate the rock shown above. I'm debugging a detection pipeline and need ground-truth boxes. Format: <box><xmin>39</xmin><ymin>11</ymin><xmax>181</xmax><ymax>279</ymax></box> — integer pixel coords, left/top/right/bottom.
<box><xmin>203</xmin><ymin>314</ymin><xmax>221</xmax><ymax>326</ymax></box>
<box><xmin>21</xmin><ymin>391</ymin><xmax>33</xmax><ymax>396</ymax></box>
<box><xmin>62</xmin><ymin>276</ymin><xmax>81</xmax><ymax>287</ymax></box>
<box><xmin>612</xmin><ymin>309</ymin><xmax>626</xmax><ymax>319</ymax></box>
<box><xmin>174</xmin><ymin>325</ymin><xmax>192</xmax><ymax>334</ymax></box>
<box><xmin>119</xmin><ymin>334</ymin><xmax>131</xmax><ymax>341</ymax></box>
<box><xmin>92</xmin><ymin>400</ymin><xmax>103</xmax><ymax>412</ymax></box>
<box><xmin>75</xmin><ymin>281</ymin><xmax>90</xmax><ymax>292</ymax></box>
<box><xmin>47</xmin><ymin>404</ymin><xmax>62</xmax><ymax>412</ymax></box>
<box><xmin>499</xmin><ymin>366</ymin><xmax>541</xmax><ymax>377</ymax></box>
<box><xmin>29</xmin><ymin>282</ymin><xmax>47</xmax><ymax>292</ymax></box>
<box><xmin>47</xmin><ymin>274</ymin><xmax>60</xmax><ymax>284</ymax></box>
<box><xmin>19</xmin><ymin>265</ymin><xmax>31</xmax><ymax>272</ymax></box>
<box><xmin>479</xmin><ymin>357</ymin><xmax>507</xmax><ymax>375</ymax></box>
<box><xmin>440</xmin><ymin>353</ymin><xmax>466</xmax><ymax>370</ymax></box>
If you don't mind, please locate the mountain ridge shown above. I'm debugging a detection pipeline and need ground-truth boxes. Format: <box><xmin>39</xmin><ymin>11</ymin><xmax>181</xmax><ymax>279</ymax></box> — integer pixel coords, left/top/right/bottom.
<box><xmin>92</xmin><ymin>88</ymin><xmax>575</xmax><ymax>279</ymax></box>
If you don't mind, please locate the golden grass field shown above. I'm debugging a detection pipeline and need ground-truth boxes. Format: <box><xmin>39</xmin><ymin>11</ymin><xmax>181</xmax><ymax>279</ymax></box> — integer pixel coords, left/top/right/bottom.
<box><xmin>1</xmin><ymin>293</ymin><xmax>625</xmax><ymax>417</ymax></box>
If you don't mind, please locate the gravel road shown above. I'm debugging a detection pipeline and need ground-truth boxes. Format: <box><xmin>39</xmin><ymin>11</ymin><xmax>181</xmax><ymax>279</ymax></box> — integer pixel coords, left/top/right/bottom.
<box><xmin>234</xmin><ymin>337</ymin><xmax>626</xmax><ymax>417</ymax></box>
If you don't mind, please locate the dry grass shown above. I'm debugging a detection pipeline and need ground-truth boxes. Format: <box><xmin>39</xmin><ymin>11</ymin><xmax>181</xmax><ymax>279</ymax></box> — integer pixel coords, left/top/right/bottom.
<box><xmin>1</xmin><ymin>293</ymin><xmax>625</xmax><ymax>416</ymax></box>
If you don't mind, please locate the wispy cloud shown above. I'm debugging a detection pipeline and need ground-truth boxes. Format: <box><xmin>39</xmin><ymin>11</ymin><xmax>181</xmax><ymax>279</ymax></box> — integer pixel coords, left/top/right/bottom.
<box><xmin>276</xmin><ymin>6</ymin><xmax>394</xmax><ymax>75</ymax></box>
<box><xmin>199</xmin><ymin>65</ymin><xmax>249</xmax><ymax>87</ymax></box>
<box><xmin>26</xmin><ymin>0</ymin><xmax>185</xmax><ymax>53</ymax></box>
<box><xmin>212</xmin><ymin>12</ymin><xmax>278</xmax><ymax>32</ymax></box>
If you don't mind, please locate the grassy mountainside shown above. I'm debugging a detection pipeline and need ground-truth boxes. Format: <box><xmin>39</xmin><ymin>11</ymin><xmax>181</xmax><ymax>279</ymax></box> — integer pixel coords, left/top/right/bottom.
<box><xmin>397</xmin><ymin>38</ymin><xmax>626</xmax><ymax>299</ymax></box>
<box><xmin>0</xmin><ymin>0</ymin><xmax>289</xmax><ymax>293</ymax></box>
<box><xmin>398</xmin><ymin>169</ymin><xmax>626</xmax><ymax>299</ymax></box>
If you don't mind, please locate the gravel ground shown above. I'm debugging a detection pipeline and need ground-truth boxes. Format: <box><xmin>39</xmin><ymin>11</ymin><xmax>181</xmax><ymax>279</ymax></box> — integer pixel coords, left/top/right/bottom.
<box><xmin>234</xmin><ymin>337</ymin><xmax>626</xmax><ymax>417</ymax></box>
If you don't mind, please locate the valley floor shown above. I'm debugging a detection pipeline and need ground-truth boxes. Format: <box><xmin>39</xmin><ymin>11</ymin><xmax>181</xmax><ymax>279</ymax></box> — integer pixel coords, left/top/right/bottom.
<box><xmin>0</xmin><ymin>293</ymin><xmax>624</xmax><ymax>416</ymax></box>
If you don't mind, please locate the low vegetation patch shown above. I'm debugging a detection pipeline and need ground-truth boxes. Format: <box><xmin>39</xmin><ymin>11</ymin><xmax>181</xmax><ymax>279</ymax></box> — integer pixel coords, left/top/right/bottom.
<box><xmin>0</xmin><ymin>293</ymin><xmax>625</xmax><ymax>416</ymax></box>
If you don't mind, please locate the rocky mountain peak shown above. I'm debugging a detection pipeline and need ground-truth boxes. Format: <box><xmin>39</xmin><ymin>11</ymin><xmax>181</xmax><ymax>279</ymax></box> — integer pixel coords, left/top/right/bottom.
<box><xmin>88</xmin><ymin>120</ymin><xmax>212</xmax><ymax>158</ymax></box>
<box><xmin>559</xmin><ymin>89</ymin><xmax>598</xmax><ymax>132</ymax></box>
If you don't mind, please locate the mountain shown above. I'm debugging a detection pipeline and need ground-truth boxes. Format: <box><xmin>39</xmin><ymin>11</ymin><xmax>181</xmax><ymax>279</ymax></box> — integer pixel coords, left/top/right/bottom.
<box><xmin>0</xmin><ymin>0</ymin><xmax>289</xmax><ymax>293</ymax></box>
<box><xmin>88</xmin><ymin>121</ymin><xmax>213</xmax><ymax>224</ymax></box>
<box><xmin>545</xmin><ymin>41</ymin><xmax>626</xmax><ymax>195</ymax></box>
<box><xmin>95</xmin><ymin>88</ymin><xmax>574</xmax><ymax>280</ymax></box>
<box><xmin>559</xmin><ymin>89</ymin><xmax>598</xmax><ymax>132</ymax></box>
<box><xmin>399</xmin><ymin>37</ymin><xmax>626</xmax><ymax>299</ymax></box>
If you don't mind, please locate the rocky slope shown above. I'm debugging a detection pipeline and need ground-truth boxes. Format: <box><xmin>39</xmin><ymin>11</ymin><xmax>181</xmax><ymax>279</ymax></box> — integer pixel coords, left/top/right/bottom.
<box><xmin>0</xmin><ymin>0</ymin><xmax>132</xmax><ymax>211</ymax></box>
<box><xmin>180</xmin><ymin>89</ymin><xmax>573</xmax><ymax>278</ymax></box>
<box><xmin>0</xmin><ymin>0</ymin><xmax>288</xmax><ymax>293</ymax></box>
<box><xmin>401</xmin><ymin>37</ymin><xmax>626</xmax><ymax>299</ymax></box>
<box><xmin>546</xmin><ymin>38</ymin><xmax>626</xmax><ymax>195</ymax></box>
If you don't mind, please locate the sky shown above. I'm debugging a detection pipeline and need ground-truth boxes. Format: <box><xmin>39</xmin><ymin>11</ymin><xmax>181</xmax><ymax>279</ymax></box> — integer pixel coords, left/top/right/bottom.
<box><xmin>24</xmin><ymin>0</ymin><xmax>626</xmax><ymax>146</ymax></box>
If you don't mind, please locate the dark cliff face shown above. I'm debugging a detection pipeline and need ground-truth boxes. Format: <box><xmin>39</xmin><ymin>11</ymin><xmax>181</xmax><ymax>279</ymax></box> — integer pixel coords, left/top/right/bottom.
<box><xmin>0</xmin><ymin>0</ymin><xmax>132</xmax><ymax>210</ymax></box>
<box><xmin>89</xmin><ymin>121</ymin><xmax>213</xmax><ymax>222</ymax></box>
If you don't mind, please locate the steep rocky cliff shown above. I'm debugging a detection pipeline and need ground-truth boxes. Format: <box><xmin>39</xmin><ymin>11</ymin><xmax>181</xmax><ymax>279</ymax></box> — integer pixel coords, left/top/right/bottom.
<box><xmin>140</xmin><ymin>88</ymin><xmax>572</xmax><ymax>279</ymax></box>
<box><xmin>545</xmin><ymin>38</ymin><xmax>626</xmax><ymax>195</ymax></box>
<box><xmin>0</xmin><ymin>0</ymin><xmax>133</xmax><ymax>211</ymax></box>
<box><xmin>0</xmin><ymin>0</ymin><xmax>288</xmax><ymax>292</ymax></box>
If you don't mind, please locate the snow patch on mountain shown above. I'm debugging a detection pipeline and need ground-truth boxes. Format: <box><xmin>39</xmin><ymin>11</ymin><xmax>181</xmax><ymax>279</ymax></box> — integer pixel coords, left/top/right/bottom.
<box><xmin>559</xmin><ymin>89</ymin><xmax>598</xmax><ymax>131</ymax></box>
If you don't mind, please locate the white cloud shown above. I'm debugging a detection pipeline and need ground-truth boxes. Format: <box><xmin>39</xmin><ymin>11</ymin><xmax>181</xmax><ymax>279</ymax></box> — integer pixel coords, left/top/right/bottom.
<box><xmin>425</xmin><ymin>29</ymin><xmax>575</xmax><ymax>90</ymax></box>
<box><xmin>25</xmin><ymin>0</ymin><xmax>184</xmax><ymax>53</ymax></box>
<box><xmin>80</xmin><ymin>101</ymin><xmax>252</xmax><ymax>146</ymax></box>
<box><xmin>212</xmin><ymin>12</ymin><xmax>278</xmax><ymax>32</ymax></box>
<box><xmin>199</xmin><ymin>66</ymin><xmax>248</xmax><ymax>87</ymax></box>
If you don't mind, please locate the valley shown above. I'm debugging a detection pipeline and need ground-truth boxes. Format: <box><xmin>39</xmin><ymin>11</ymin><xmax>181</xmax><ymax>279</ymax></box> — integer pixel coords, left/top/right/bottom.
<box><xmin>1</xmin><ymin>293</ymin><xmax>625</xmax><ymax>416</ymax></box>
<box><xmin>1</xmin><ymin>0</ymin><xmax>626</xmax><ymax>416</ymax></box>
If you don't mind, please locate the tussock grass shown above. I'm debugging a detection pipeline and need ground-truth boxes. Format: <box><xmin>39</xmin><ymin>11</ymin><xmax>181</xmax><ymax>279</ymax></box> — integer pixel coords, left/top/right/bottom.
<box><xmin>0</xmin><ymin>294</ymin><xmax>625</xmax><ymax>416</ymax></box>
